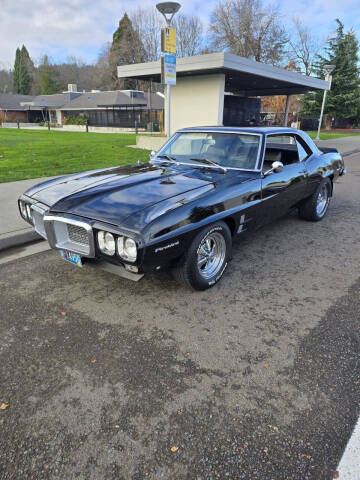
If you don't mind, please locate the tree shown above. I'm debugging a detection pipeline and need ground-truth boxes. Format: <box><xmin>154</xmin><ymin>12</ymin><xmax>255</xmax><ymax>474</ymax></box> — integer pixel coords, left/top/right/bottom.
<box><xmin>302</xmin><ymin>19</ymin><xmax>360</xmax><ymax>123</ymax></box>
<box><xmin>13</xmin><ymin>45</ymin><xmax>34</xmax><ymax>94</ymax></box>
<box><xmin>130</xmin><ymin>8</ymin><xmax>162</xmax><ymax>62</ymax></box>
<box><xmin>19</xmin><ymin>45</ymin><xmax>33</xmax><ymax>94</ymax></box>
<box><xmin>209</xmin><ymin>0</ymin><xmax>288</xmax><ymax>65</ymax></box>
<box><xmin>93</xmin><ymin>43</ymin><xmax>112</xmax><ymax>90</ymax></box>
<box><xmin>172</xmin><ymin>14</ymin><xmax>204</xmax><ymax>57</ymax></box>
<box><xmin>37</xmin><ymin>55</ymin><xmax>59</xmax><ymax>94</ymax></box>
<box><xmin>287</xmin><ymin>18</ymin><xmax>320</xmax><ymax>76</ymax></box>
<box><xmin>13</xmin><ymin>48</ymin><xmax>21</xmax><ymax>93</ymax></box>
<box><xmin>130</xmin><ymin>8</ymin><xmax>204</xmax><ymax>61</ymax></box>
<box><xmin>0</xmin><ymin>66</ymin><xmax>13</xmax><ymax>93</ymax></box>
<box><xmin>109</xmin><ymin>13</ymin><xmax>145</xmax><ymax>89</ymax></box>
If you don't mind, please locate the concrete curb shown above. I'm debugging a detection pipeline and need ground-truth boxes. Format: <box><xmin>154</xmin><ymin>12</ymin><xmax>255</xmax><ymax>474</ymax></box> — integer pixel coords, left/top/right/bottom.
<box><xmin>0</xmin><ymin>230</ymin><xmax>42</xmax><ymax>252</ymax></box>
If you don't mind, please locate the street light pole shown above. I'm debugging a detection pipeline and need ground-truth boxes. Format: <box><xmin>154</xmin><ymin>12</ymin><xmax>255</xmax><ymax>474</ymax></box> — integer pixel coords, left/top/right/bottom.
<box><xmin>156</xmin><ymin>2</ymin><xmax>181</xmax><ymax>138</ymax></box>
<box><xmin>315</xmin><ymin>65</ymin><xmax>335</xmax><ymax>141</ymax></box>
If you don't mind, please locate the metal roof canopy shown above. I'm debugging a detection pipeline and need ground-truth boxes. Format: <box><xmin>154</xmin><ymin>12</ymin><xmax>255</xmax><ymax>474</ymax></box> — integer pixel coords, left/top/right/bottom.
<box><xmin>118</xmin><ymin>52</ymin><xmax>329</xmax><ymax>96</ymax></box>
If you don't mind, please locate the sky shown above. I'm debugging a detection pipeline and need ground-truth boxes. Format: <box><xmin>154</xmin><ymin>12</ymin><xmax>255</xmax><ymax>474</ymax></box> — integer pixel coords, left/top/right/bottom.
<box><xmin>1</xmin><ymin>0</ymin><xmax>360</xmax><ymax>69</ymax></box>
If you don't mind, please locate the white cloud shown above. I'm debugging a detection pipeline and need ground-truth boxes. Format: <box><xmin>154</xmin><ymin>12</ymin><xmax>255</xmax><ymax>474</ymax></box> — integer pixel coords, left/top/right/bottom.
<box><xmin>0</xmin><ymin>0</ymin><xmax>359</xmax><ymax>68</ymax></box>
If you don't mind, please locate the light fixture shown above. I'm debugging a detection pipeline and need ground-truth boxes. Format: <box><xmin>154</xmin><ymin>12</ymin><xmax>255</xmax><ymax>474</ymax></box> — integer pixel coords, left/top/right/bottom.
<box><xmin>323</xmin><ymin>65</ymin><xmax>335</xmax><ymax>76</ymax></box>
<box><xmin>156</xmin><ymin>2</ymin><xmax>181</xmax><ymax>25</ymax></box>
<box><xmin>97</xmin><ymin>231</ymin><xmax>115</xmax><ymax>256</ymax></box>
<box><xmin>117</xmin><ymin>236</ymin><xmax>137</xmax><ymax>262</ymax></box>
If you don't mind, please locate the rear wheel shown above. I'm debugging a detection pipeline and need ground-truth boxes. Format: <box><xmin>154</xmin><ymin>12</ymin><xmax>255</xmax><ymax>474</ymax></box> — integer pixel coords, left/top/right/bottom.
<box><xmin>172</xmin><ymin>222</ymin><xmax>231</xmax><ymax>290</ymax></box>
<box><xmin>299</xmin><ymin>178</ymin><xmax>332</xmax><ymax>221</ymax></box>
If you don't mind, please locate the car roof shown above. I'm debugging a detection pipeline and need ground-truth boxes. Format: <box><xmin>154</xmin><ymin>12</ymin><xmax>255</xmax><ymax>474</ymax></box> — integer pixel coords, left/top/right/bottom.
<box><xmin>176</xmin><ymin>126</ymin><xmax>299</xmax><ymax>135</ymax></box>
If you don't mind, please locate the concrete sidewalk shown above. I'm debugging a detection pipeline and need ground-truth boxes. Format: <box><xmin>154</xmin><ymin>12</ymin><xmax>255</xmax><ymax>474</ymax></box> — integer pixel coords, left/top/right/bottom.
<box><xmin>0</xmin><ymin>177</ymin><xmax>48</xmax><ymax>250</ymax></box>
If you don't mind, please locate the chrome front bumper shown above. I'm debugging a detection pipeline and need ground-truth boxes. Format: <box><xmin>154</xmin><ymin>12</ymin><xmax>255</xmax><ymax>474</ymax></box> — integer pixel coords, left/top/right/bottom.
<box><xmin>43</xmin><ymin>215</ymin><xmax>95</xmax><ymax>257</ymax></box>
<box><xmin>30</xmin><ymin>202</ymin><xmax>95</xmax><ymax>258</ymax></box>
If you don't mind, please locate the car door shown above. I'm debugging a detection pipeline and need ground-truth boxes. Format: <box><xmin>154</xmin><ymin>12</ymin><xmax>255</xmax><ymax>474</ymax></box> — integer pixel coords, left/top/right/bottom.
<box><xmin>260</xmin><ymin>133</ymin><xmax>309</xmax><ymax>223</ymax></box>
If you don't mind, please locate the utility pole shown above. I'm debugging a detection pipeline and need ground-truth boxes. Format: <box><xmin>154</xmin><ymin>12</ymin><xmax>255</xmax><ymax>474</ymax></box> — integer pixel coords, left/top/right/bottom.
<box><xmin>316</xmin><ymin>65</ymin><xmax>335</xmax><ymax>141</ymax></box>
<box><xmin>156</xmin><ymin>2</ymin><xmax>181</xmax><ymax>138</ymax></box>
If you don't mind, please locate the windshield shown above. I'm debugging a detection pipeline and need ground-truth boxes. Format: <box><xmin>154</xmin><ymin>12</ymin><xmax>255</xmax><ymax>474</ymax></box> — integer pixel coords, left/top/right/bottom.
<box><xmin>156</xmin><ymin>132</ymin><xmax>261</xmax><ymax>170</ymax></box>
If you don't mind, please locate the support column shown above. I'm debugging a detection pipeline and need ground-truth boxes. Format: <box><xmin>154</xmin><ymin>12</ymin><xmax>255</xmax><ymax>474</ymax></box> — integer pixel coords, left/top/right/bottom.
<box><xmin>284</xmin><ymin>94</ymin><xmax>291</xmax><ymax>127</ymax></box>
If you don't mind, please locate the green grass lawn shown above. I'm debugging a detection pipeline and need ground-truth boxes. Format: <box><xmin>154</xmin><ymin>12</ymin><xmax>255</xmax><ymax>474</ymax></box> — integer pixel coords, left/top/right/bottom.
<box><xmin>0</xmin><ymin>129</ymin><xmax>150</xmax><ymax>183</ymax></box>
<box><xmin>306</xmin><ymin>131</ymin><xmax>360</xmax><ymax>140</ymax></box>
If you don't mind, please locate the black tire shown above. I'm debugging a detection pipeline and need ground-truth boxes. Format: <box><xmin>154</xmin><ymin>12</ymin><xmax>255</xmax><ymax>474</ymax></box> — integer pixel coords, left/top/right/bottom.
<box><xmin>299</xmin><ymin>178</ymin><xmax>332</xmax><ymax>221</ymax></box>
<box><xmin>172</xmin><ymin>221</ymin><xmax>232</xmax><ymax>291</ymax></box>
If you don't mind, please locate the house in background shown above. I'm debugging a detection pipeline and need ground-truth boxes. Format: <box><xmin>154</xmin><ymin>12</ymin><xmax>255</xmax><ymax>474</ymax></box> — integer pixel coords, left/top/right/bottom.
<box><xmin>0</xmin><ymin>85</ymin><xmax>164</xmax><ymax>131</ymax></box>
<box><xmin>0</xmin><ymin>93</ymin><xmax>37</xmax><ymax>122</ymax></box>
<box><xmin>60</xmin><ymin>89</ymin><xmax>164</xmax><ymax>131</ymax></box>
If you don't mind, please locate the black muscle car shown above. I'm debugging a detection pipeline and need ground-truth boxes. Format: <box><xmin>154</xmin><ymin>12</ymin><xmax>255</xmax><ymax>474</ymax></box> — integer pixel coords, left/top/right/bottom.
<box><xmin>19</xmin><ymin>127</ymin><xmax>345</xmax><ymax>290</ymax></box>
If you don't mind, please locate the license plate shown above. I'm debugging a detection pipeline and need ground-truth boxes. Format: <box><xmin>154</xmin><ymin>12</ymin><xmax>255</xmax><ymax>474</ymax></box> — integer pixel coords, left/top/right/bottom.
<box><xmin>60</xmin><ymin>249</ymin><xmax>82</xmax><ymax>267</ymax></box>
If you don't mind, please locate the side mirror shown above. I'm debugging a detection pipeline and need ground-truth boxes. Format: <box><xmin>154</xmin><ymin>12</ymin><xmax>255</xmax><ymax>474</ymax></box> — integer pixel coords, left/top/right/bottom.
<box><xmin>149</xmin><ymin>150</ymin><xmax>156</xmax><ymax>160</ymax></box>
<box><xmin>264</xmin><ymin>160</ymin><xmax>284</xmax><ymax>176</ymax></box>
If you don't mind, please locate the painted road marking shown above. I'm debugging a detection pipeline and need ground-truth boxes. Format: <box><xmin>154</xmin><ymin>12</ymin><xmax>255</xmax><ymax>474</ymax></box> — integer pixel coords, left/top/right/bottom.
<box><xmin>337</xmin><ymin>418</ymin><xmax>360</xmax><ymax>479</ymax></box>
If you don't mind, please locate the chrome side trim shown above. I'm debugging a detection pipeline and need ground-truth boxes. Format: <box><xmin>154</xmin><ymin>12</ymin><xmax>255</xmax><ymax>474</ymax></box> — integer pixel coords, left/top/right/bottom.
<box><xmin>43</xmin><ymin>215</ymin><xmax>95</xmax><ymax>258</ymax></box>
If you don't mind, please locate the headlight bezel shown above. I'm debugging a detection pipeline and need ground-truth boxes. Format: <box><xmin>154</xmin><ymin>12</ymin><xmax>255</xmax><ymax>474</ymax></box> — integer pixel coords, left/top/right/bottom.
<box><xmin>19</xmin><ymin>200</ymin><xmax>33</xmax><ymax>224</ymax></box>
<box><xmin>19</xmin><ymin>200</ymin><xmax>28</xmax><ymax>220</ymax></box>
<box><xmin>96</xmin><ymin>230</ymin><xmax>138</xmax><ymax>263</ymax></box>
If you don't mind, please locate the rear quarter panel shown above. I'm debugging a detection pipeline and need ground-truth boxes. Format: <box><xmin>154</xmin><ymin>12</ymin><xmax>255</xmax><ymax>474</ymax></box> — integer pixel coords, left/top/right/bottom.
<box><xmin>305</xmin><ymin>151</ymin><xmax>344</xmax><ymax>195</ymax></box>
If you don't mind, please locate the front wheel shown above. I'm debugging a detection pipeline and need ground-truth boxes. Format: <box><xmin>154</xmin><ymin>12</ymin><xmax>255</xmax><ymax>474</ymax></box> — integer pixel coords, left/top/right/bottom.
<box><xmin>172</xmin><ymin>222</ymin><xmax>232</xmax><ymax>290</ymax></box>
<box><xmin>299</xmin><ymin>178</ymin><xmax>332</xmax><ymax>221</ymax></box>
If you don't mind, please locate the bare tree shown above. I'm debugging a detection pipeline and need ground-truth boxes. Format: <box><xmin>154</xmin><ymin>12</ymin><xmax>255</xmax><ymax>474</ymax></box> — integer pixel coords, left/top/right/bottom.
<box><xmin>93</xmin><ymin>42</ymin><xmax>112</xmax><ymax>90</ymax></box>
<box><xmin>172</xmin><ymin>14</ymin><xmax>204</xmax><ymax>57</ymax></box>
<box><xmin>0</xmin><ymin>67</ymin><xmax>13</xmax><ymax>93</ymax></box>
<box><xmin>130</xmin><ymin>8</ymin><xmax>162</xmax><ymax>62</ymax></box>
<box><xmin>287</xmin><ymin>17</ymin><xmax>320</xmax><ymax>76</ymax></box>
<box><xmin>209</xmin><ymin>0</ymin><xmax>288</xmax><ymax>65</ymax></box>
<box><xmin>130</xmin><ymin>8</ymin><xmax>204</xmax><ymax>59</ymax></box>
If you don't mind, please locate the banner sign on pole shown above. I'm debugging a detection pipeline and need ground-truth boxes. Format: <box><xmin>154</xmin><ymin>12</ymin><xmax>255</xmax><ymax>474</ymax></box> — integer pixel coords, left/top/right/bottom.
<box><xmin>161</xmin><ymin>54</ymin><xmax>176</xmax><ymax>85</ymax></box>
<box><xmin>161</xmin><ymin>27</ymin><xmax>176</xmax><ymax>54</ymax></box>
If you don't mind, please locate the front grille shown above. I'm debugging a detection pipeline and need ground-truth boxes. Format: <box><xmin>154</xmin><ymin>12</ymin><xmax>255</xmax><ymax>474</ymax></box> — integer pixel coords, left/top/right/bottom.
<box><xmin>67</xmin><ymin>224</ymin><xmax>89</xmax><ymax>247</ymax></box>
<box><xmin>43</xmin><ymin>216</ymin><xmax>95</xmax><ymax>257</ymax></box>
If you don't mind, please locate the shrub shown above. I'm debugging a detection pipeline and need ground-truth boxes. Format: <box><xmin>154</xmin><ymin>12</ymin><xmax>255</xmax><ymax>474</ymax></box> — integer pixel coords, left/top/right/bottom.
<box><xmin>63</xmin><ymin>116</ymin><xmax>87</xmax><ymax>126</ymax></box>
<box><xmin>39</xmin><ymin>122</ymin><xmax>59</xmax><ymax>127</ymax></box>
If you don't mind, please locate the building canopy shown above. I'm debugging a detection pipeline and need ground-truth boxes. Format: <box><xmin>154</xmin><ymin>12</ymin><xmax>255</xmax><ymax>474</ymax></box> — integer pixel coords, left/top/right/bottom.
<box><xmin>118</xmin><ymin>52</ymin><xmax>329</xmax><ymax>96</ymax></box>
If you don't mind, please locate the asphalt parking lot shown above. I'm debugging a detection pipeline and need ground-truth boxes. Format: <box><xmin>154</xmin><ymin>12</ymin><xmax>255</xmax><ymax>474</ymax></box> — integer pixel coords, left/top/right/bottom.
<box><xmin>1</xmin><ymin>151</ymin><xmax>360</xmax><ymax>479</ymax></box>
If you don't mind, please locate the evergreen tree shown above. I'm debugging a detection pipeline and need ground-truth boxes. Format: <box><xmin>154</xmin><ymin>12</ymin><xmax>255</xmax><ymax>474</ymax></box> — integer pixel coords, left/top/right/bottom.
<box><xmin>19</xmin><ymin>45</ymin><xmax>34</xmax><ymax>94</ymax></box>
<box><xmin>13</xmin><ymin>48</ymin><xmax>21</xmax><ymax>93</ymax></box>
<box><xmin>37</xmin><ymin>55</ymin><xmax>59</xmax><ymax>94</ymax></box>
<box><xmin>109</xmin><ymin>13</ymin><xmax>145</xmax><ymax>89</ymax></box>
<box><xmin>13</xmin><ymin>45</ymin><xmax>34</xmax><ymax>94</ymax></box>
<box><xmin>302</xmin><ymin>19</ymin><xmax>360</xmax><ymax>124</ymax></box>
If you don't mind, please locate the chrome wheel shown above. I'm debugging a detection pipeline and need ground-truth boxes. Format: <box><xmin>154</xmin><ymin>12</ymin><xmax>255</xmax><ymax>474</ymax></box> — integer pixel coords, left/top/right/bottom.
<box><xmin>197</xmin><ymin>232</ymin><xmax>226</xmax><ymax>280</ymax></box>
<box><xmin>316</xmin><ymin>183</ymin><xmax>329</xmax><ymax>217</ymax></box>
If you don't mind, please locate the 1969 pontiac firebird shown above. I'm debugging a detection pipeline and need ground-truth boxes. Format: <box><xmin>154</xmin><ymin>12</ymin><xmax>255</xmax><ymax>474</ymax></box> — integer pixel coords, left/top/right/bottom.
<box><xmin>19</xmin><ymin>127</ymin><xmax>346</xmax><ymax>290</ymax></box>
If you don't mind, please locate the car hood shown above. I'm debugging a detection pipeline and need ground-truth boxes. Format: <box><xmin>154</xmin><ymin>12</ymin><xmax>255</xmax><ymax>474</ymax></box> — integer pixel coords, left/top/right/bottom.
<box><xmin>25</xmin><ymin>163</ymin><xmax>226</xmax><ymax>226</ymax></box>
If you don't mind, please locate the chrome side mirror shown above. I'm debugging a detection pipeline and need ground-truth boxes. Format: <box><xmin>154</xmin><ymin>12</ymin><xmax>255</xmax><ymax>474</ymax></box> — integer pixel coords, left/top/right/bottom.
<box><xmin>264</xmin><ymin>160</ymin><xmax>284</xmax><ymax>176</ymax></box>
<box><xmin>149</xmin><ymin>150</ymin><xmax>156</xmax><ymax>160</ymax></box>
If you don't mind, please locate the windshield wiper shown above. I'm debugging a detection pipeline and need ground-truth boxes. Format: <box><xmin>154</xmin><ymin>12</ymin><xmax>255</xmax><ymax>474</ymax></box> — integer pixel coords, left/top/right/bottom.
<box><xmin>156</xmin><ymin>154</ymin><xmax>179</xmax><ymax>165</ymax></box>
<box><xmin>189</xmin><ymin>158</ymin><xmax>227</xmax><ymax>173</ymax></box>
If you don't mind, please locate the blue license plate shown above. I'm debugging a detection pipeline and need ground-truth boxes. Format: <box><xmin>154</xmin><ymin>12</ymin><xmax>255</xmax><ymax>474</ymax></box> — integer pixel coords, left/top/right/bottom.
<box><xmin>60</xmin><ymin>250</ymin><xmax>82</xmax><ymax>267</ymax></box>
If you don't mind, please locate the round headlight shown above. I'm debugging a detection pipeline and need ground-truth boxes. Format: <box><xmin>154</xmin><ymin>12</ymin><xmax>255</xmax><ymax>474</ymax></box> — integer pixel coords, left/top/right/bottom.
<box><xmin>97</xmin><ymin>231</ymin><xmax>115</xmax><ymax>256</ymax></box>
<box><xmin>25</xmin><ymin>204</ymin><xmax>33</xmax><ymax>223</ymax></box>
<box><xmin>19</xmin><ymin>201</ymin><xmax>27</xmax><ymax>219</ymax></box>
<box><xmin>124</xmin><ymin>238</ymin><xmax>137</xmax><ymax>260</ymax></box>
<box><xmin>117</xmin><ymin>236</ymin><xmax>137</xmax><ymax>261</ymax></box>
<box><xmin>97</xmin><ymin>231</ymin><xmax>105</xmax><ymax>250</ymax></box>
